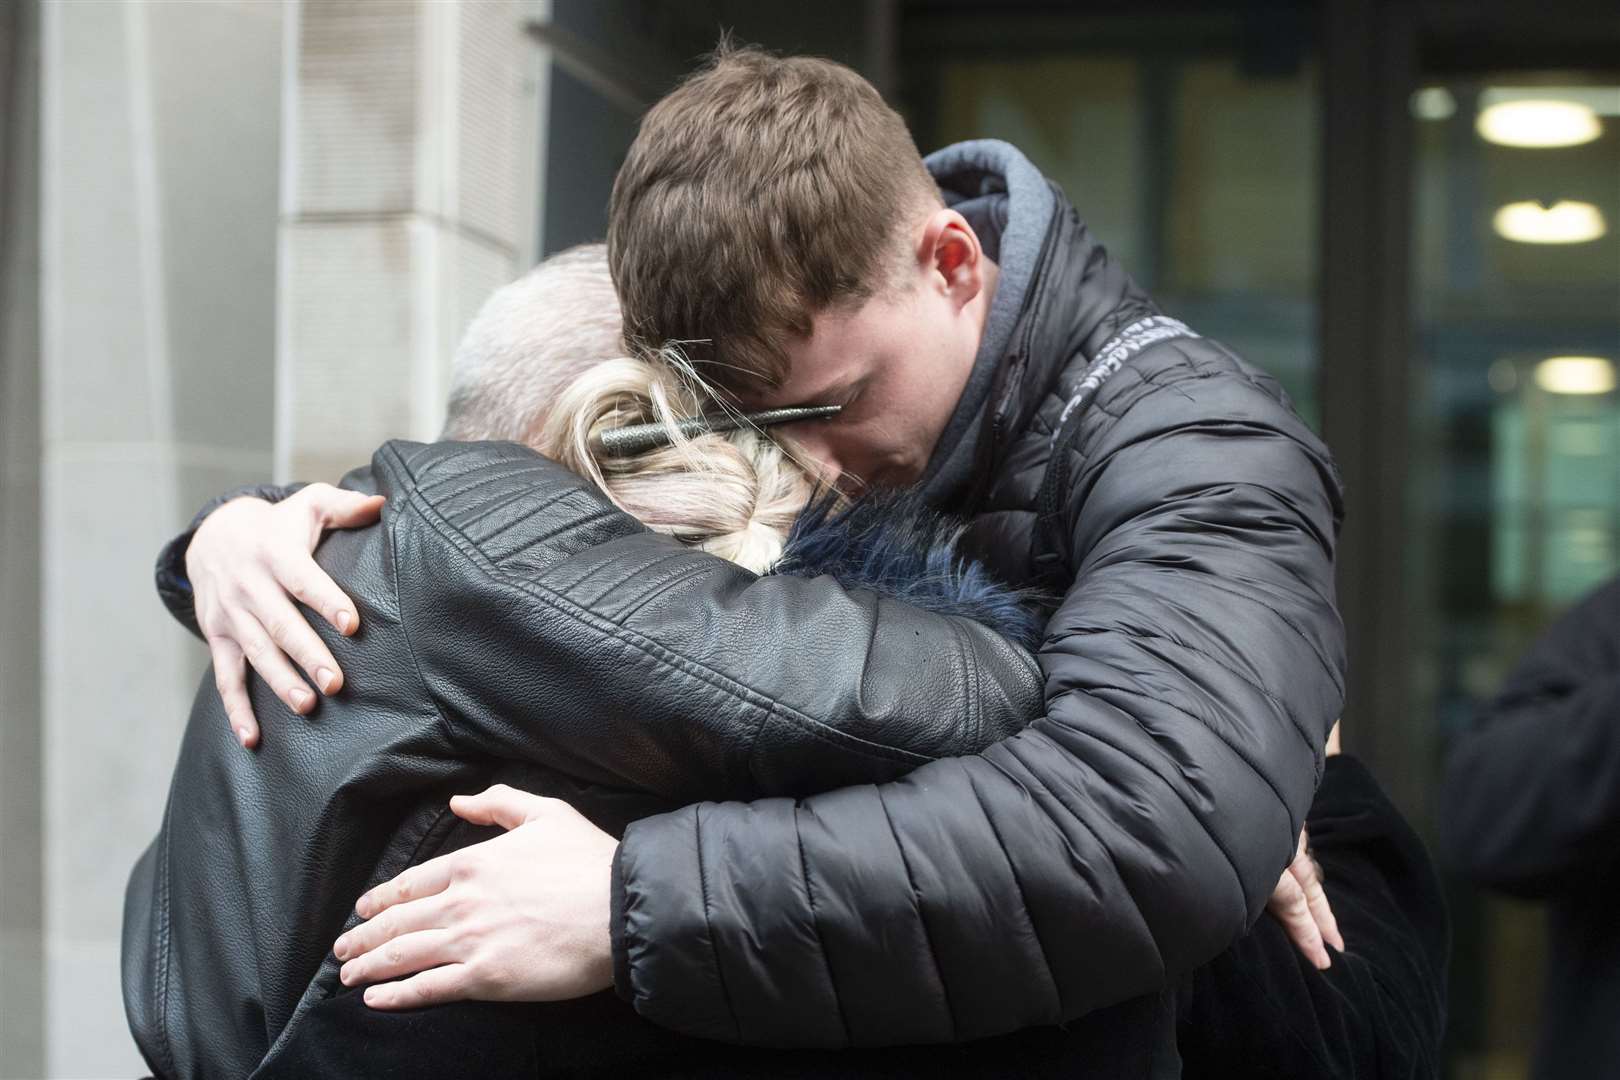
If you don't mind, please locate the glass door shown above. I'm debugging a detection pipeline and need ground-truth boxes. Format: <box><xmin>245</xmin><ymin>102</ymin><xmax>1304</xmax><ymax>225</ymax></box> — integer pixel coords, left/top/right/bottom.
<box><xmin>1410</xmin><ymin>75</ymin><xmax>1620</xmax><ymax>1079</ymax></box>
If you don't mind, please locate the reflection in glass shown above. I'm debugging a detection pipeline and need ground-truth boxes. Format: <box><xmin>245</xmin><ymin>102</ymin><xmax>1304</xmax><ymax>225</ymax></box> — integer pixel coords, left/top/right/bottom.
<box><xmin>1413</xmin><ymin>73</ymin><xmax>1619</xmax><ymax>1080</ymax></box>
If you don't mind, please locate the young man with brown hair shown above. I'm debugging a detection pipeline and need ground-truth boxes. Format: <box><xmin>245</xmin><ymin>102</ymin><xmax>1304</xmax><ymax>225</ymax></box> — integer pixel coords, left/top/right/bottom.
<box><xmin>167</xmin><ymin>44</ymin><xmax>1354</xmax><ymax>1075</ymax></box>
<box><xmin>580</xmin><ymin>42</ymin><xmax>1348</xmax><ymax>1044</ymax></box>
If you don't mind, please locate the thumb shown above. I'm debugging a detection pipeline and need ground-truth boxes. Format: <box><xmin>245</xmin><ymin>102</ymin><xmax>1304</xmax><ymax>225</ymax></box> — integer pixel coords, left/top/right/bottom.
<box><xmin>323</xmin><ymin>492</ymin><xmax>386</xmax><ymax>529</ymax></box>
<box><xmin>449</xmin><ymin>784</ymin><xmax>548</xmax><ymax>831</ymax></box>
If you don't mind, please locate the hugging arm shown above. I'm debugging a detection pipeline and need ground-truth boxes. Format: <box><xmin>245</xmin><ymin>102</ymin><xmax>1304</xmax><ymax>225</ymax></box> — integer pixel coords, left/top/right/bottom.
<box><xmin>383</xmin><ymin>442</ymin><xmax>1044</xmax><ymax>801</ymax></box>
<box><xmin>156</xmin><ymin>441</ymin><xmax>1044</xmax><ymax>802</ymax></box>
<box><xmin>610</xmin><ymin>363</ymin><xmax>1345</xmax><ymax>1046</ymax></box>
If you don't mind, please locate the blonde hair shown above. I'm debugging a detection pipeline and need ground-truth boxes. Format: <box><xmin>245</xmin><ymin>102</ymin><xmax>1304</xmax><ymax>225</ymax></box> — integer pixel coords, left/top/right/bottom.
<box><xmin>533</xmin><ymin>353</ymin><xmax>815</xmax><ymax>574</ymax></box>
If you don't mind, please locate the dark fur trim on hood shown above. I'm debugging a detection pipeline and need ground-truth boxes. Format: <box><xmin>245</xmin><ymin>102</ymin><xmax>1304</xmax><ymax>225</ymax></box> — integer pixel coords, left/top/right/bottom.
<box><xmin>771</xmin><ymin>490</ymin><xmax>1045</xmax><ymax>651</ymax></box>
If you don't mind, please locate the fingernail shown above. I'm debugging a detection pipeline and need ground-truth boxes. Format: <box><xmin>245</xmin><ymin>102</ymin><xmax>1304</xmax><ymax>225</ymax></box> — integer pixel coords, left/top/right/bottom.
<box><xmin>316</xmin><ymin>668</ymin><xmax>336</xmax><ymax>694</ymax></box>
<box><xmin>237</xmin><ymin>727</ymin><xmax>252</xmax><ymax>747</ymax></box>
<box><xmin>334</xmin><ymin>937</ymin><xmax>350</xmax><ymax>961</ymax></box>
<box><xmin>356</xmin><ymin>895</ymin><xmax>371</xmax><ymax>918</ymax></box>
<box><xmin>336</xmin><ymin>610</ymin><xmax>353</xmax><ymax>634</ymax></box>
<box><xmin>340</xmin><ymin>963</ymin><xmax>354</xmax><ymax>985</ymax></box>
<box><xmin>363</xmin><ymin>987</ymin><xmax>379</xmax><ymax>1006</ymax></box>
<box><xmin>290</xmin><ymin>687</ymin><xmax>313</xmax><ymax>711</ymax></box>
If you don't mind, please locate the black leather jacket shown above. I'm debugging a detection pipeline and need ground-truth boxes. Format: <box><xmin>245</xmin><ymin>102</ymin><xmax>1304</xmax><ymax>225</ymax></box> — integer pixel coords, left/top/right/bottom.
<box><xmin>124</xmin><ymin>444</ymin><xmax>1050</xmax><ymax>1079</ymax></box>
<box><xmin>129</xmin><ymin>162</ymin><xmax>1346</xmax><ymax>1074</ymax></box>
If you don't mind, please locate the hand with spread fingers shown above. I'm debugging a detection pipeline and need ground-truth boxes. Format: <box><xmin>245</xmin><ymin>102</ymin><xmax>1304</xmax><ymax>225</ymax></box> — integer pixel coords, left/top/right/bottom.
<box><xmin>186</xmin><ymin>483</ymin><xmax>384</xmax><ymax>747</ymax></box>
<box><xmin>333</xmin><ymin>785</ymin><xmax>617</xmax><ymax>1009</ymax></box>
<box><xmin>1266</xmin><ymin>721</ymin><xmax>1346</xmax><ymax>970</ymax></box>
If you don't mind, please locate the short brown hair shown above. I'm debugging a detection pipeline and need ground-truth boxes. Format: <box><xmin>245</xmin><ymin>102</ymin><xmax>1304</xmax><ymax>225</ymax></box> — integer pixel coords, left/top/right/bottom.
<box><xmin>607</xmin><ymin>44</ymin><xmax>939</xmax><ymax>391</ymax></box>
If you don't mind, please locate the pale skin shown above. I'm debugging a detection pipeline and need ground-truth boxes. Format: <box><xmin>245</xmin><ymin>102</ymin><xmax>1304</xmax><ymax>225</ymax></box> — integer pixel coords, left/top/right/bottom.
<box><xmin>183</xmin><ymin>201</ymin><xmax>1343</xmax><ymax>1008</ymax></box>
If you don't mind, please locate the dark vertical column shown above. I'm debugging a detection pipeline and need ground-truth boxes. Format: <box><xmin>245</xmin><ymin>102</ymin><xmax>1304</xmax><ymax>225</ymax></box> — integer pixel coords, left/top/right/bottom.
<box><xmin>1134</xmin><ymin>57</ymin><xmax>1177</xmax><ymax>294</ymax></box>
<box><xmin>1318</xmin><ymin>0</ymin><xmax>1421</xmax><ymax>816</ymax></box>
<box><xmin>864</xmin><ymin>0</ymin><xmax>900</xmax><ymax>102</ymax></box>
<box><xmin>0</xmin><ymin>0</ymin><xmax>44</xmax><ymax>1075</ymax></box>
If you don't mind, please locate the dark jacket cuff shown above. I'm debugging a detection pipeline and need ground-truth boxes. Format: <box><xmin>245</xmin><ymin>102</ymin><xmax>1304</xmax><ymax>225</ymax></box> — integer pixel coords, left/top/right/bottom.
<box><xmin>610</xmin><ymin>841</ymin><xmax>633</xmax><ymax>1002</ymax></box>
<box><xmin>155</xmin><ymin>482</ymin><xmax>305</xmax><ymax>638</ymax></box>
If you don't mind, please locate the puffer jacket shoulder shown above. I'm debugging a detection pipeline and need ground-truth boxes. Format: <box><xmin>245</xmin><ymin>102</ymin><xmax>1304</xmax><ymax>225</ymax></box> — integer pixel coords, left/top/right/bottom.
<box><xmin>612</xmin><ymin>188</ymin><xmax>1347</xmax><ymax>1048</ymax></box>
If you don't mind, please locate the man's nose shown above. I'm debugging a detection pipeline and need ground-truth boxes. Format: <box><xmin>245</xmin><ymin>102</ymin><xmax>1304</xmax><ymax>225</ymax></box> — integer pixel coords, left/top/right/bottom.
<box><xmin>781</xmin><ymin>429</ymin><xmax>843</xmax><ymax>490</ymax></box>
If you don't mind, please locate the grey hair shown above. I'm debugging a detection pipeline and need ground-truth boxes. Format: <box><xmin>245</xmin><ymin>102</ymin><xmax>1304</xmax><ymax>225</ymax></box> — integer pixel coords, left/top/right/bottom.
<box><xmin>441</xmin><ymin>243</ymin><xmax>819</xmax><ymax>573</ymax></box>
<box><xmin>443</xmin><ymin>242</ymin><xmax>622</xmax><ymax>443</ymax></box>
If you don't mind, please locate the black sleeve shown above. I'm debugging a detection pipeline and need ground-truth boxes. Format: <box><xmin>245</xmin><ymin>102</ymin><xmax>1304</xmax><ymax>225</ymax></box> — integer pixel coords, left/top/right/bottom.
<box><xmin>1438</xmin><ymin>577</ymin><xmax>1620</xmax><ymax>897</ymax></box>
<box><xmin>154</xmin><ymin>482</ymin><xmax>307</xmax><ymax>638</ymax></box>
<box><xmin>1177</xmin><ymin>755</ymin><xmax>1449</xmax><ymax>1080</ymax></box>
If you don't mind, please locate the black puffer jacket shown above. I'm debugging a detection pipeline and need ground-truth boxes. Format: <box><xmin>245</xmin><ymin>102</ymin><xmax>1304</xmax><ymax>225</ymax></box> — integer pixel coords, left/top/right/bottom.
<box><xmin>125</xmin><ymin>447</ymin><xmax>1049</xmax><ymax>1080</ymax></box>
<box><xmin>609</xmin><ymin>141</ymin><xmax>1345</xmax><ymax>1047</ymax></box>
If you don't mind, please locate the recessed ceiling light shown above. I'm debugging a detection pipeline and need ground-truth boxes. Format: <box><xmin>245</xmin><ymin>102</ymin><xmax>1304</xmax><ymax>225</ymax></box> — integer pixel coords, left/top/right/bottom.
<box><xmin>1481</xmin><ymin>86</ymin><xmax>1620</xmax><ymax>118</ymax></box>
<box><xmin>1534</xmin><ymin>356</ymin><xmax>1616</xmax><ymax>395</ymax></box>
<box><xmin>1493</xmin><ymin>200</ymin><xmax>1607</xmax><ymax>244</ymax></box>
<box><xmin>1477</xmin><ymin>99</ymin><xmax>1602</xmax><ymax>147</ymax></box>
<box><xmin>1411</xmin><ymin>87</ymin><xmax>1456</xmax><ymax>121</ymax></box>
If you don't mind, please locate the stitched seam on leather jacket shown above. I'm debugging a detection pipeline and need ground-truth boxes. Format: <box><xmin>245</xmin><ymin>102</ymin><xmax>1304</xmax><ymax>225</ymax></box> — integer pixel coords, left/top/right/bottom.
<box><xmin>152</xmin><ymin>781</ymin><xmax>180</xmax><ymax>1080</ymax></box>
<box><xmin>384</xmin><ymin>488</ymin><xmax>464</xmax><ymax>755</ymax></box>
<box><xmin>459</xmin><ymin>485</ymin><xmax>595</xmax><ymax>548</ymax></box>
<box><xmin>451</xmin><ymin>477</ymin><xmax>577</xmax><ymax>533</ymax></box>
<box><xmin>386</xmin><ymin>448</ymin><xmax>940</xmax><ymax>769</ymax></box>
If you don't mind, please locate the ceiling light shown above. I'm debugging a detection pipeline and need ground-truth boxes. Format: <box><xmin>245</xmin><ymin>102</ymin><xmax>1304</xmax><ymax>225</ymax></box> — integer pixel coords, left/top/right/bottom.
<box><xmin>1481</xmin><ymin>86</ymin><xmax>1620</xmax><ymax>117</ymax></box>
<box><xmin>1534</xmin><ymin>356</ymin><xmax>1616</xmax><ymax>395</ymax></box>
<box><xmin>1492</xmin><ymin>200</ymin><xmax>1607</xmax><ymax>244</ymax></box>
<box><xmin>1477</xmin><ymin>99</ymin><xmax>1602</xmax><ymax>147</ymax></box>
<box><xmin>1411</xmin><ymin>87</ymin><xmax>1456</xmax><ymax>121</ymax></box>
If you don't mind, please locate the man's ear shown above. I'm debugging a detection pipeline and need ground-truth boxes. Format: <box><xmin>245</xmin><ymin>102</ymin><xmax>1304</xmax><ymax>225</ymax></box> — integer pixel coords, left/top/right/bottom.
<box><xmin>916</xmin><ymin>207</ymin><xmax>985</xmax><ymax>311</ymax></box>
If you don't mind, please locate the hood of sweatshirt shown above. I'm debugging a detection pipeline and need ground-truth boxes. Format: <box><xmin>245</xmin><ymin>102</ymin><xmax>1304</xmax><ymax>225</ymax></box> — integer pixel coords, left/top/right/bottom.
<box><xmin>916</xmin><ymin>139</ymin><xmax>1057</xmax><ymax>507</ymax></box>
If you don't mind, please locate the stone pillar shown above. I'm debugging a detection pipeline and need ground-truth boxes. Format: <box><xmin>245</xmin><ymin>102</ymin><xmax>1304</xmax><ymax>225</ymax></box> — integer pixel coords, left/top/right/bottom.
<box><xmin>0</xmin><ymin>1</ymin><xmax>44</xmax><ymax>1076</ymax></box>
<box><xmin>34</xmin><ymin>1</ymin><xmax>284</xmax><ymax>1073</ymax></box>
<box><xmin>275</xmin><ymin>0</ymin><xmax>542</xmax><ymax>483</ymax></box>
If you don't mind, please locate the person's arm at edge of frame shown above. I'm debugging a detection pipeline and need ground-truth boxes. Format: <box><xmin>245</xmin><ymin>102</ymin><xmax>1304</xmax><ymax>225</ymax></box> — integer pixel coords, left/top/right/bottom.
<box><xmin>1438</xmin><ymin>576</ymin><xmax>1620</xmax><ymax>898</ymax></box>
